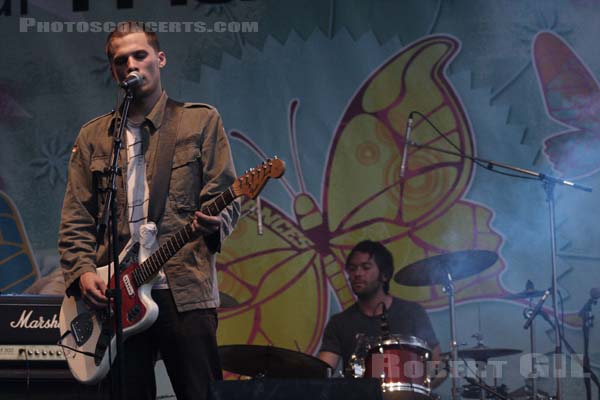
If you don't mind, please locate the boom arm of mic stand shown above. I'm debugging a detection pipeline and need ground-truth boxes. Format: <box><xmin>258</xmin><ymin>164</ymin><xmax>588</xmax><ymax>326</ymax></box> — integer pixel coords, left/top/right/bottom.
<box><xmin>407</xmin><ymin>141</ymin><xmax>592</xmax><ymax>193</ymax></box>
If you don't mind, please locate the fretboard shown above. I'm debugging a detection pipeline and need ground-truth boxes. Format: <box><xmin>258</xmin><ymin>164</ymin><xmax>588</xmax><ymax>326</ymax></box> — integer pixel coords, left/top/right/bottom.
<box><xmin>132</xmin><ymin>187</ymin><xmax>236</xmax><ymax>286</ymax></box>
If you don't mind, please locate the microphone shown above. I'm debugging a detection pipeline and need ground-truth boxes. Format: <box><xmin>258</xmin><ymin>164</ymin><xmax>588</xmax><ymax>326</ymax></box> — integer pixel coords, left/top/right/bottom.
<box><xmin>119</xmin><ymin>71</ymin><xmax>144</xmax><ymax>89</ymax></box>
<box><xmin>579</xmin><ymin>288</ymin><xmax>600</xmax><ymax>319</ymax></box>
<box><xmin>523</xmin><ymin>289</ymin><xmax>550</xmax><ymax>330</ymax></box>
<box><xmin>399</xmin><ymin>112</ymin><xmax>414</xmax><ymax>181</ymax></box>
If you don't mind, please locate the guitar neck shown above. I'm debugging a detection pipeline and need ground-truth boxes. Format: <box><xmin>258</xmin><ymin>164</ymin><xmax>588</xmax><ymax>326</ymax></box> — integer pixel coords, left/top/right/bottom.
<box><xmin>133</xmin><ymin>187</ymin><xmax>236</xmax><ymax>285</ymax></box>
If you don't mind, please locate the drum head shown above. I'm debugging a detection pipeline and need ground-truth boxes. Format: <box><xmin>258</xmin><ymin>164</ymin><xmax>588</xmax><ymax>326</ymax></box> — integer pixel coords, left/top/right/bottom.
<box><xmin>370</xmin><ymin>334</ymin><xmax>431</xmax><ymax>353</ymax></box>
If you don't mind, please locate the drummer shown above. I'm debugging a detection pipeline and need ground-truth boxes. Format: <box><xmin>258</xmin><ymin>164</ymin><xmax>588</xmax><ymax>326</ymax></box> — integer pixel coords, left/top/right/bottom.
<box><xmin>318</xmin><ymin>240</ymin><xmax>442</xmax><ymax>379</ymax></box>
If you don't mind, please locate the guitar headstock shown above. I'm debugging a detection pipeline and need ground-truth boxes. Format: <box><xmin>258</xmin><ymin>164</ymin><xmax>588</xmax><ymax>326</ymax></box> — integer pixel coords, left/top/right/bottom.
<box><xmin>232</xmin><ymin>157</ymin><xmax>286</xmax><ymax>200</ymax></box>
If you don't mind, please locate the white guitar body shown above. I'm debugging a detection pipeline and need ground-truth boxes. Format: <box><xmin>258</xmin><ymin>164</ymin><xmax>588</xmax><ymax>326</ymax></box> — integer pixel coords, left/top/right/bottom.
<box><xmin>59</xmin><ymin>228</ymin><xmax>159</xmax><ymax>384</ymax></box>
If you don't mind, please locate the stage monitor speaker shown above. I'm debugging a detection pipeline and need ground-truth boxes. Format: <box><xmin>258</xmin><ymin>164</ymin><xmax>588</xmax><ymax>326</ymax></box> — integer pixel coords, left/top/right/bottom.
<box><xmin>208</xmin><ymin>378</ymin><xmax>383</xmax><ymax>400</ymax></box>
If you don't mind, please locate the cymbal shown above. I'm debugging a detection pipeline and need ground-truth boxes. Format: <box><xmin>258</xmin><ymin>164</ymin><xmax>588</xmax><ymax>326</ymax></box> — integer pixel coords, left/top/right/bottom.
<box><xmin>219</xmin><ymin>292</ymin><xmax>239</xmax><ymax>308</ymax></box>
<box><xmin>219</xmin><ymin>344</ymin><xmax>331</xmax><ymax>378</ymax></box>
<box><xmin>394</xmin><ymin>250</ymin><xmax>498</xmax><ymax>286</ymax></box>
<box><xmin>503</xmin><ymin>289</ymin><xmax>547</xmax><ymax>300</ymax></box>
<box><xmin>443</xmin><ymin>345</ymin><xmax>522</xmax><ymax>362</ymax></box>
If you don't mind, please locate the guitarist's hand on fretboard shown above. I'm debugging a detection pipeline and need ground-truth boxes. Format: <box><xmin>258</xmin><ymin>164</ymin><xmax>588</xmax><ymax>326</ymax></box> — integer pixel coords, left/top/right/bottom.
<box><xmin>192</xmin><ymin>211</ymin><xmax>221</xmax><ymax>236</ymax></box>
<box><xmin>79</xmin><ymin>271</ymin><xmax>109</xmax><ymax>310</ymax></box>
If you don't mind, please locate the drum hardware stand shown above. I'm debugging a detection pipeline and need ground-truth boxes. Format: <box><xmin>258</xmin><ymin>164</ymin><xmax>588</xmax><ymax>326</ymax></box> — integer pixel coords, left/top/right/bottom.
<box><xmin>520</xmin><ymin>285</ymin><xmax>546</xmax><ymax>400</ymax></box>
<box><xmin>407</xmin><ymin>139</ymin><xmax>592</xmax><ymax>400</ymax></box>
<box><xmin>463</xmin><ymin>376</ymin><xmax>511</xmax><ymax>400</ymax></box>
<box><xmin>472</xmin><ymin>328</ymin><xmax>485</xmax><ymax>400</ymax></box>
<box><xmin>442</xmin><ymin>271</ymin><xmax>461</xmax><ymax>400</ymax></box>
<box><xmin>530</xmin><ymin>299</ymin><xmax>600</xmax><ymax>400</ymax></box>
<box><xmin>579</xmin><ymin>294</ymin><xmax>598</xmax><ymax>400</ymax></box>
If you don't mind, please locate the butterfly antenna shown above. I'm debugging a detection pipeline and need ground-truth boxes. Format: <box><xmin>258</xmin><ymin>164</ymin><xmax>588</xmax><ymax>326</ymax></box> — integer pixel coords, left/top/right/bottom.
<box><xmin>288</xmin><ymin>99</ymin><xmax>307</xmax><ymax>193</ymax></box>
<box><xmin>229</xmin><ymin>129</ymin><xmax>296</xmax><ymax>198</ymax></box>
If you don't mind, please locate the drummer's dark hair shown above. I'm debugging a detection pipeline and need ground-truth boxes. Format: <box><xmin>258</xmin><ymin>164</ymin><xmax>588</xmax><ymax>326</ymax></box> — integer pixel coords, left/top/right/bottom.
<box><xmin>346</xmin><ymin>240</ymin><xmax>394</xmax><ymax>294</ymax></box>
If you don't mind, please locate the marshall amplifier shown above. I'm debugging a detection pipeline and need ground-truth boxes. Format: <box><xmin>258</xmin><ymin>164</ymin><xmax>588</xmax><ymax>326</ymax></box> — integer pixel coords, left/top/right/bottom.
<box><xmin>0</xmin><ymin>294</ymin><xmax>62</xmax><ymax>345</ymax></box>
<box><xmin>0</xmin><ymin>294</ymin><xmax>67</xmax><ymax>373</ymax></box>
<box><xmin>0</xmin><ymin>295</ymin><xmax>108</xmax><ymax>399</ymax></box>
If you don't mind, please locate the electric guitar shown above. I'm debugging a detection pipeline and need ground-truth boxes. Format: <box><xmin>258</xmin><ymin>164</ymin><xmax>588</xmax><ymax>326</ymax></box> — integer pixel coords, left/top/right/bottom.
<box><xmin>58</xmin><ymin>158</ymin><xmax>285</xmax><ymax>384</ymax></box>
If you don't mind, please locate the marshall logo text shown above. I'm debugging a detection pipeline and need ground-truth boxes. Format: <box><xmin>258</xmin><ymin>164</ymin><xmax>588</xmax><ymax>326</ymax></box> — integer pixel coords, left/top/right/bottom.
<box><xmin>9</xmin><ymin>310</ymin><xmax>60</xmax><ymax>329</ymax></box>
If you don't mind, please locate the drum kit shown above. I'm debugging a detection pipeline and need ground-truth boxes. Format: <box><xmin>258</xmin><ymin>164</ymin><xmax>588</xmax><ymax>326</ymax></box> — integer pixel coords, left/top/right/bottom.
<box><xmin>218</xmin><ymin>249</ymin><xmax>587</xmax><ymax>399</ymax></box>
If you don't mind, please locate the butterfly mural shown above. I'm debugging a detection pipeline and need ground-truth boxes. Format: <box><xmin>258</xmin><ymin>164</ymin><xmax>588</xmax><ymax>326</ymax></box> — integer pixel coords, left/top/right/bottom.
<box><xmin>534</xmin><ymin>31</ymin><xmax>600</xmax><ymax>179</ymax></box>
<box><xmin>216</xmin><ymin>35</ymin><xmax>509</xmax><ymax>355</ymax></box>
<box><xmin>0</xmin><ymin>191</ymin><xmax>40</xmax><ymax>293</ymax></box>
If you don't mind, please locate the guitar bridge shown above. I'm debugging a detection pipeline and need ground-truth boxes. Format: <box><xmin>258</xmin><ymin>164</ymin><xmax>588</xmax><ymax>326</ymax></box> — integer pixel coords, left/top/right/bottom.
<box><xmin>70</xmin><ymin>313</ymin><xmax>94</xmax><ymax>347</ymax></box>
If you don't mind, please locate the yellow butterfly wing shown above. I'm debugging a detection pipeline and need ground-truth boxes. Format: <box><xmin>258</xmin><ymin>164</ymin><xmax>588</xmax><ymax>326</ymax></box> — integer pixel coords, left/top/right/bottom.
<box><xmin>217</xmin><ymin>198</ymin><xmax>328</xmax><ymax>353</ymax></box>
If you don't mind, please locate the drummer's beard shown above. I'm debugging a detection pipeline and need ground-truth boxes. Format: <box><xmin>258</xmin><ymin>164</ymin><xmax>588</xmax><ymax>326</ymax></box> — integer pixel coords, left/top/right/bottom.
<box><xmin>353</xmin><ymin>275</ymin><xmax>385</xmax><ymax>300</ymax></box>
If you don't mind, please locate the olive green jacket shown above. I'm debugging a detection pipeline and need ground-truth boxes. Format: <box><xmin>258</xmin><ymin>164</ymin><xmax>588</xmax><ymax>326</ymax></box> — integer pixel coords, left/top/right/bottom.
<box><xmin>59</xmin><ymin>92</ymin><xmax>239</xmax><ymax>311</ymax></box>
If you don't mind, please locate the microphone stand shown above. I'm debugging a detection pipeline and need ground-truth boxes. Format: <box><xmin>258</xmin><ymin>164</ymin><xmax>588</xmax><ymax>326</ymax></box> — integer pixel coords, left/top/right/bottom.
<box><xmin>96</xmin><ymin>88</ymin><xmax>134</xmax><ymax>400</ymax></box>
<box><xmin>538</xmin><ymin>309</ymin><xmax>600</xmax><ymax>400</ymax></box>
<box><xmin>408</xmin><ymin>140</ymin><xmax>592</xmax><ymax>400</ymax></box>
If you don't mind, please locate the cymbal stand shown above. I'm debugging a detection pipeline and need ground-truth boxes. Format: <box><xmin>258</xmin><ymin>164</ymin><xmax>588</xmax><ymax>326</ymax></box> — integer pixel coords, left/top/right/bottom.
<box><xmin>477</xmin><ymin>360</ymin><xmax>486</xmax><ymax>400</ymax></box>
<box><xmin>472</xmin><ymin>330</ymin><xmax>485</xmax><ymax>400</ymax></box>
<box><xmin>523</xmin><ymin>296</ymin><xmax>539</xmax><ymax>400</ymax></box>
<box><xmin>442</xmin><ymin>270</ymin><xmax>461</xmax><ymax>400</ymax></box>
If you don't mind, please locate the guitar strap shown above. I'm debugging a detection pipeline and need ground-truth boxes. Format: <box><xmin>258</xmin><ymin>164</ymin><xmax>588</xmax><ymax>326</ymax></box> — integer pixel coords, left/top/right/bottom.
<box><xmin>147</xmin><ymin>98</ymin><xmax>184</xmax><ymax>225</ymax></box>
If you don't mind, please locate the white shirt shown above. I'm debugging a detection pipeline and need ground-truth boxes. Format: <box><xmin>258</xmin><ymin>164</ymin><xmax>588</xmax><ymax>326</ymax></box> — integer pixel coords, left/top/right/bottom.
<box><xmin>126</xmin><ymin>120</ymin><xmax>168</xmax><ymax>289</ymax></box>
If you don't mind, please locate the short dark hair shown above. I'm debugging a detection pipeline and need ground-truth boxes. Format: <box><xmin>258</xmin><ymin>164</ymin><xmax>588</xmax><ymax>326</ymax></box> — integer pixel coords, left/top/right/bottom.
<box><xmin>105</xmin><ymin>21</ymin><xmax>160</xmax><ymax>62</ymax></box>
<box><xmin>346</xmin><ymin>240</ymin><xmax>395</xmax><ymax>294</ymax></box>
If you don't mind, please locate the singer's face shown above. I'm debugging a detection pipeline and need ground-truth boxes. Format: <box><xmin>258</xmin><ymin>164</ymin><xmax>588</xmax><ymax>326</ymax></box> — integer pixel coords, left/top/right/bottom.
<box><xmin>346</xmin><ymin>251</ymin><xmax>385</xmax><ymax>299</ymax></box>
<box><xmin>109</xmin><ymin>32</ymin><xmax>166</xmax><ymax>99</ymax></box>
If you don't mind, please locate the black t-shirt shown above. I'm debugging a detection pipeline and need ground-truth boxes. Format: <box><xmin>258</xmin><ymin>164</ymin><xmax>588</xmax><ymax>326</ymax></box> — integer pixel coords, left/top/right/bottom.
<box><xmin>319</xmin><ymin>297</ymin><xmax>439</xmax><ymax>371</ymax></box>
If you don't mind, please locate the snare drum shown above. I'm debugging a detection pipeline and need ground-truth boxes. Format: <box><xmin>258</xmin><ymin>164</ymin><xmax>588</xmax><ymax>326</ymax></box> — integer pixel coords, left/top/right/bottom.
<box><xmin>351</xmin><ymin>335</ymin><xmax>431</xmax><ymax>400</ymax></box>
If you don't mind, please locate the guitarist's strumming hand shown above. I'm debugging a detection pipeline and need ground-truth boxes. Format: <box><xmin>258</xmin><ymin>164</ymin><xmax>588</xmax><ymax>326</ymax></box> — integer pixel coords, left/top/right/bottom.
<box><xmin>79</xmin><ymin>271</ymin><xmax>109</xmax><ymax>309</ymax></box>
<box><xmin>192</xmin><ymin>211</ymin><xmax>221</xmax><ymax>236</ymax></box>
